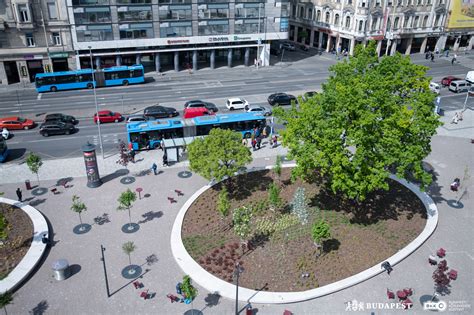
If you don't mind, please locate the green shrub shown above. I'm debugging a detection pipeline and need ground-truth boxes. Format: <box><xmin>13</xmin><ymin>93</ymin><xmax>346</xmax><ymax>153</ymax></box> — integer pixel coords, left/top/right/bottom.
<box><xmin>217</xmin><ymin>187</ymin><xmax>230</xmax><ymax>217</ymax></box>
<box><xmin>268</xmin><ymin>183</ymin><xmax>282</xmax><ymax>209</ymax></box>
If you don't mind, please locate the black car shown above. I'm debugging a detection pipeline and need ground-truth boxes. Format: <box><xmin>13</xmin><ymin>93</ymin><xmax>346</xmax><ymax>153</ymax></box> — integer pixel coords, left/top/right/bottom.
<box><xmin>144</xmin><ymin>105</ymin><xmax>179</xmax><ymax>119</ymax></box>
<box><xmin>184</xmin><ymin>100</ymin><xmax>219</xmax><ymax>113</ymax></box>
<box><xmin>303</xmin><ymin>91</ymin><xmax>318</xmax><ymax>101</ymax></box>
<box><xmin>267</xmin><ymin>93</ymin><xmax>297</xmax><ymax>106</ymax></box>
<box><xmin>44</xmin><ymin>113</ymin><xmax>78</xmax><ymax>124</ymax></box>
<box><xmin>39</xmin><ymin>121</ymin><xmax>76</xmax><ymax>137</ymax></box>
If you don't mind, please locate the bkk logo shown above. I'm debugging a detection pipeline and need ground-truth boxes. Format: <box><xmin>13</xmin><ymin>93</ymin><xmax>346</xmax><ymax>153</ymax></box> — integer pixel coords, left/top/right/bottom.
<box><xmin>423</xmin><ymin>300</ymin><xmax>447</xmax><ymax>312</ymax></box>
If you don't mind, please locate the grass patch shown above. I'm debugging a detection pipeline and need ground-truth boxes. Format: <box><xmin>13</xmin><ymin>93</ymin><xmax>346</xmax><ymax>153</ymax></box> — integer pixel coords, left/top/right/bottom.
<box><xmin>183</xmin><ymin>234</ymin><xmax>227</xmax><ymax>259</ymax></box>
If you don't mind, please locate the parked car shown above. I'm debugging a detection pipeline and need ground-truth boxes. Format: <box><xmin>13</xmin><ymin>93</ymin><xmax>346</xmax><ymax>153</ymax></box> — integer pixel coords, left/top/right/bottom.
<box><xmin>429</xmin><ymin>82</ymin><xmax>441</xmax><ymax>95</ymax></box>
<box><xmin>441</xmin><ymin>76</ymin><xmax>462</xmax><ymax>87</ymax></box>
<box><xmin>39</xmin><ymin>121</ymin><xmax>76</xmax><ymax>137</ymax></box>
<box><xmin>245</xmin><ymin>105</ymin><xmax>272</xmax><ymax>116</ymax></box>
<box><xmin>267</xmin><ymin>93</ymin><xmax>297</xmax><ymax>106</ymax></box>
<box><xmin>0</xmin><ymin>117</ymin><xmax>35</xmax><ymax>130</ymax></box>
<box><xmin>126</xmin><ymin>114</ymin><xmax>147</xmax><ymax>123</ymax></box>
<box><xmin>184</xmin><ymin>107</ymin><xmax>215</xmax><ymax>119</ymax></box>
<box><xmin>226</xmin><ymin>98</ymin><xmax>249</xmax><ymax>110</ymax></box>
<box><xmin>448</xmin><ymin>80</ymin><xmax>471</xmax><ymax>93</ymax></box>
<box><xmin>465</xmin><ymin>71</ymin><xmax>474</xmax><ymax>84</ymax></box>
<box><xmin>281</xmin><ymin>42</ymin><xmax>296</xmax><ymax>51</ymax></box>
<box><xmin>184</xmin><ymin>100</ymin><xmax>218</xmax><ymax>113</ymax></box>
<box><xmin>44</xmin><ymin>113</ymin><xmax>78</xmax><ymax>124</ymax></box>
<box><xmin>93</xmin><ymin>110</ymin><xmax>123</xmax><ymax>124</ymax></box>
<box><xmin>303</xmin><ymin>91</ymin><xmax>318</xmax><ymax>101</ymax></box>
<box><xmin>143</xmin><ymin>105</ymin><xmax>179</xmax><ymax>119</ymax></box>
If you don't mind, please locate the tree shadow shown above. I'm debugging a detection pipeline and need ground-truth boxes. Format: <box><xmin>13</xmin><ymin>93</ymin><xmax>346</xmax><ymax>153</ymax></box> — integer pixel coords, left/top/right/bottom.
<box><xmin>137</xmin><ymin>211</ymin><xmax>163</xmax><ymax>224</ymax></box>
<box><xmin>322</xmin><ymin>238</ymin><xmax>340</xmax><ymax>254</ymax></box>
<box><xmin>135</xmin><ymin>169</ymin><xmax>151</xmax><ymax>177</ymax></box>
<box><xmin>29</xmin><ymin>198</ymin><xmax>46</xmax><ymax>207</ymax></box>
<box><xmin>144</xmin><ymin>254</ymin><xmax>158</xmax><ymax>266</ymax></box>
<box><xmin>216</xmin><ymin>170</ymin><xmax>274</xmax><ymax>201</ymax></box>
<box><xmin>248</xmin><ymin>233</ymin><xmax>269</xmax><ymax>250</ymax></box>
<box><xmin>55</xmin><ymin>177</ymin><xmax>74</xmax><ymax>188</ymax></box>
<box><xmin>29</xmin><ymin>300</ymin><xmax>48</xmax><ymax>315</ymax></box>
<box><xmin>93</xmin><ymin>213</ymin><xmax>111</xmax><ymax>226</ymax></box>
<box><xmin>200</xmin><ymin>291</ymin><xmax>221</xmax><ymax>312</ymax></box>
<box><xmin>101</xmin><ymin>169</ymin><xmax>129</xmax><ymax>184</ymax></box>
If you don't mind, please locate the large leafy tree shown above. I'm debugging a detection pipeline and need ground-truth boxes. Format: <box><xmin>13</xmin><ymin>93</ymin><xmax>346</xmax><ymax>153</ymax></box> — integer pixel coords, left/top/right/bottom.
<box><xmin>188</xmin><ymin>128</ymin><xmax>252</xmax><ymax>183</ymax></box>
<box><xmin>275</xmin><ymin>41</ymin><xmax>441</xmax><ymax>201</ymax></box>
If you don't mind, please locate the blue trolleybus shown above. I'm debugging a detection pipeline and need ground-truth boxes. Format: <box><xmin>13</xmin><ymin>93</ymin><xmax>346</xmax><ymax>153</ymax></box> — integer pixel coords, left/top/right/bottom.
<box><xmin>0</xmin><ymin>138</ymin><xmax>8</xmax><ymax>163</ymax></box>
<box><xmin>35</xmin><ymin>65</ymin><xmax>145</xmax><ymax>93</ymax></box>
<box><xmin>127</xmin><ymin>112</ymin><xmax>267</xmax><ymax>150</ymax></box>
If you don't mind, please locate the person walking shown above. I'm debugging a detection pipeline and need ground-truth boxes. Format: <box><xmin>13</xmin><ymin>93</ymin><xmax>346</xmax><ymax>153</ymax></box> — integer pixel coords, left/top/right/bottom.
<box><xmin>129</xmin><ymin>149</ymin><xmax>136</xmax><ymax>163</ymax></box>
<box><xmin>431</xmin><ymin>52</ymin><xmax>435</xmax><ymax>62</ymax></box>
<box><xmin>163</xmin><ymin>153</ymin><xmax>168</xmax><ymax>167</ymax></box>
<box><xmin>272</xmin><ymin>135</ymin><xmax>278</xmax><ymax>148</ymax></box>
<box><xmin>16</xmin><ymin>187</ymin><xmax>22</xmax><ymax>202</ymax></box>
<box><xmin>151</xmin><ymin>163</ymin><xmax>158</xmax><ymax>175</ymax></box>
<box><xmin>251</xmin><ymin>138</ymin><xmax>257</xmax><ymax>151</ymax></box>
<box><xmin>451</xmin><ymin>54</ymin><xmax>457</xmax><ymax>65</ymax></box>
<box><xmin>256</xmin><ymin>136</ymin><xmax>262</xmax><ymax>150</ymax></box>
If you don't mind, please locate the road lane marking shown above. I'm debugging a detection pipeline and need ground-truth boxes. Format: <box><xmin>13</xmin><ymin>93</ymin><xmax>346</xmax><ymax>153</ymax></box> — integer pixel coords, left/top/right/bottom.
<box><xmin>37</xmin><ymin>94</ymin><xmax>42</xmax><ymax>100</ymax></box>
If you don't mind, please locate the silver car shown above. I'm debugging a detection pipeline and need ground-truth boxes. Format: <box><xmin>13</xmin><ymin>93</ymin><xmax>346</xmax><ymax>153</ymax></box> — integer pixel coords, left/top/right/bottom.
<box><xmin>245</xmin><ymin>105</ymin><xmax>272</xmax><ymax>116</ymax></box>
<box><xmin>126</xmin><ymin>114</ymin><xmax>147</xmax><ymax>123</ymax></box>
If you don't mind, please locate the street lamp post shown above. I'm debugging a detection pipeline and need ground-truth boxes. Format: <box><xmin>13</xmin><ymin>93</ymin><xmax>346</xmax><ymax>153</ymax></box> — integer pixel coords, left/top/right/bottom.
<box><xmin>38</xmin><ymin>1</ymin><xmax>52</xmax><ymax>70</ymax></box>
<box><xmin>234</xmin><ymin>262</ymin><xmax>244</xmax><ymax>315</ymax></box>
<box><xmin>256</xmin><ymin>3</ymin><xmax>262</xmax><ymax>70</ymax></box>
<box><xmin>88</xmin><ymin>46</ymin><xmax>104</xmax><ymax>160</ymax></box>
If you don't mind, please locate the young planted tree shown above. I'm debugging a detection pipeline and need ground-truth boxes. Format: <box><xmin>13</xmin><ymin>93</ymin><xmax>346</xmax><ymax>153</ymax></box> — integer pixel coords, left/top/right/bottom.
<box><xmin>268</xmin><ymin>183</ymin><xmax>282</xmax><ymax>211</ymax></box>
<box><xmin>188</xmin><ymin>128</ymin><xmax>252</xmax><ymax>185</ymax></box>
<box><xmin>181</xmin><ymin>275</ymin><xmax>198</xmax><ymax>301</ymax></box>
<box><xmin>232</xmin><ymin>206</ymin><xmax>252</xmax><ymax>250</ymax></box>
<box><xmin>117</xmin><ymin>189</ymin><xmax>137</xmax><ymax>228</ymax></box>
<box><xmin>275</xmin><ymin>41</ymin><xmax>442</xmax><ymax>202</ymax></box>
<box><xmin>26</xmin><ymin>153</ymin><xmax>43</xmax><ymax>186</ymax></box>
<box><xmin>122</xmin><ymin>241</ymin><xmax>136</xmax><ymax>266</ymax></box>
<box><xmin>217</xmin><ymin>187</ymin><xmax>230</xmax><ymax>217</ymax></box>
<box><xmin>116</xmin><ymin>140</ymin><xmax>132</xmax><ymax>169</ymax></box>
<box><xmin>291</xmin><ymin>187</ymin><xmax>309</xmax><ymax>225</ymax></box>
<box><xmin>0</xmin><ymin>291</ymin><xmax>13</xmax><ymax>315</ymax></box>
<box><xmin>311</xmin><ymin>220</ymin><xmax>331</xmax><ymax>256</ymax></box>
<box><xmin>274</xmin><ymin>155</ymin><xmax>282</xmax><ymax>182</ymax></box>
<box><xmin>71</xmin><ymin>195</ymin><xmax>88</xmax><ymax>231</ymax></box>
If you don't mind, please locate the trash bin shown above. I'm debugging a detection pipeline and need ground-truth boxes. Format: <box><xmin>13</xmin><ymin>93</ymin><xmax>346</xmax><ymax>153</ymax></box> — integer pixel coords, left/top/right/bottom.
<box><xmin>52</xmin><ymin>259</ymin><xmax>70</xmax><ymax>281</ymax></box>
<box><xmin>25</xmin><ymin>180</ymin><xmax>31</xmax><ymax>190</ymax></box>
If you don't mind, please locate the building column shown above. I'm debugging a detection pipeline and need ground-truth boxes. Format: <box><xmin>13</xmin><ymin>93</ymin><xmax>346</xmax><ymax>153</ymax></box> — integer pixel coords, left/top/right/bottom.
<box><xmin>174</xmin><ymin>51</ymin><xmax>179</xmax><ymax>72</ymax></box>
<box><xmin>336</xmin><ymin>36</ymin><xmax>341</xmax><ymax>52</ymax></box>
<box><xmin>420</xmin><ymin>37</ymin><xmax>428</xmax><ymax>53</ymax></box>
<box><xmin>390</xmin><ymin>40</ymin><xmax>398</xmax><ymax>56</ymax></box>
<box><xmin>155</xmin><ymin>53</ymin><xmax>161</xmax><ymax>72</ymax></box>
<box><xmin>309</xmin><ymin>28</ymin><xmax>315</xmax><ymax>47</ymax></box>
<box><xmin>436</xmin><ymin>35</ymin><xmax>448</xmax><ymax>52</ymax></box>
<box><xmin>116</xmin><ymin>55</ymin><xmax>122</xmax><ymax>67</ymax></box>
<box><xmin>376</xmin><ymin>40</ymin><xmax>382</xmax><ymax>56</ymax></box>
<box><xmin>0</xmin><ymin>62</ymin><xmax>7</xmax><ymax>85</ymax></box>
<box><xmin>192</xmin><ymin>50</ymin><xmax>198</xmax><ymax>71</ymax></box>
<box><xmin>326</xmin><ymin>35</ymin><xmax>332</xmax><ymax>52</ymax></box>
<box><xmin>244</xmin><ymin>47</ymin><xmax>250</xmax><ymax>66</ymax></box>
<box><xmin>210</xmin><ymin>49</ymin><xmax>215</xmax><ymax>69</ymax></box>
<box><xmin>453</xmin><ymin>37</ymin><xmax>461</xmax><ymax>51</ymax></box>
<box><xmin>95</xmin><ymin>56</ymin><xmax>101</xmax><ymax>69</ymax></box>
<box><xmin>468</xmin><ymin>36</ymin><xmax>474</xmax><ymax>50</ymax></box>
<box><xmin>262</xmin><ymin>43</ymin><xmax>270</xmax><ymax>66</ymax></box>
<box><xmin>135</xmin><ymin>54</ymin><xmax>141</xmax><ymax>65</ymax></box>
<box><xmin>227</xmin><ymin>48</ymin><xmax>233</xmax><ymax>68</ymax></box>
<box><xmin>349</xmin><ymin>38</ymin><xmax>356</xmax><ymax>56</ymax></box>
<box><xmin>405</xmin><ymin>37</ymin><xmax>413</xmax><ymax>55</ymax></box>
<box><xmin>75</xmin><ymin>52</ymin><xmax>81</xmax><ymax>70</ymax></box>
<box><xmin>293</xmin><ymin>25</ymin><xmax>298</xmax><ymax>42</ymax></box>
<box><xmin>318</xmin><ymin>32</ymin><xmax>323</xmax><ymax>49</ymax></box>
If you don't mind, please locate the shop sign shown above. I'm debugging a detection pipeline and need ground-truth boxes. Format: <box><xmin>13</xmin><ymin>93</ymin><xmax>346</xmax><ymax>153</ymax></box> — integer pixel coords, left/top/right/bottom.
<box><xmin>233</xmin><ymin>35</ymin><xmax>252</xmax><ymax>41</ymax></box>
<box><xmin>167</xmin><ymin>39</ymin><xmax>190</xmax><ymax>44</ymax></box>
<box><xmin>49</xmin><ymin>52</ymin><xmax>69</xmax><ymax>58</ymax></box>
<box><xmin>209</xmin><ymin>36</ymin><xmax>229</xmax><ymax>42</ymax></box>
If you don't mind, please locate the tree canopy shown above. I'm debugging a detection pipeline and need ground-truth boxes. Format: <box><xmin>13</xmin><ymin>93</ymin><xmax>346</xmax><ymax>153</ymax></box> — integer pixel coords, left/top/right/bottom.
<box><xmin>275</xmin><ymin>41</ymin><xmax>441</xmax><ymax>201</ymax></box>
<box><xmin>188</xmin><ymin>128</ymin><xmax>252</xmax><ymax>182</ymax></box>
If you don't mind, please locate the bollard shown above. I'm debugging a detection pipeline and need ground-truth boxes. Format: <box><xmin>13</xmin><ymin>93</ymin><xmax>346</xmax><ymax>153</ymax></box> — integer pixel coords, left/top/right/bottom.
<box><xmin>25</xmin><ymin>180</ymin><xmax>31</xmax><ymax>190</ymax></box>
<box><xmin>52</xmin><ymin>259</ymin><xmax>70</xmax><ymax>281</ymax></box>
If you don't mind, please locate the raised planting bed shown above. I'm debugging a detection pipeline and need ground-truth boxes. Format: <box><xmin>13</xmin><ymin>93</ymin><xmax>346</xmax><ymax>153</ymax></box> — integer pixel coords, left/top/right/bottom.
<box><xmin>182</xmin><ymin>168</ymin><xmax>426</xmax><ymax>292</ymax></box>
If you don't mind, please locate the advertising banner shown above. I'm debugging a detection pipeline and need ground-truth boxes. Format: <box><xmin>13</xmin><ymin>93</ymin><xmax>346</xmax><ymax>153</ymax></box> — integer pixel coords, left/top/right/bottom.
<box><xmin>448</xmin><ymin>0</ymin><xmax>474</xmax><ymax>29</ymax></box>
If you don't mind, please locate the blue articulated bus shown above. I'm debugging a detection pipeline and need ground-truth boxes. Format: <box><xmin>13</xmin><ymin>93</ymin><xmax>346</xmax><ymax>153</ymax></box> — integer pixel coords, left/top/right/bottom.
<box><xmin>127</xmin><ymin>112</ymin><xmax>267</xmax><ymax>150</ymax></box>
<box><xmin>0</xmin><ymin>138</ymin><xmax>8</xmax><ymax>163</ymax></box>
<box><xmin>35</xmin><ymin>64</ymin><xmax>145</xmax><ymax>93</ymax></box>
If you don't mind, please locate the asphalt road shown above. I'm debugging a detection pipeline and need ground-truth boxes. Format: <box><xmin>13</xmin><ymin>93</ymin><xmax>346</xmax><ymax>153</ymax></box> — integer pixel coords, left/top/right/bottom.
<box><xmin>1</xmin><ymin>51</ymin><xmax>473</xmax><ymax>161</ymax></box>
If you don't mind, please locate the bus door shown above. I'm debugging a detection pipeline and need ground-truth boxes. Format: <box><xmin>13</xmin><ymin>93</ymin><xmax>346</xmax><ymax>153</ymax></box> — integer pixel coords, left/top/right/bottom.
<box><xmin>95</xmin><ymin>70</ymin><xmax>106</xmax><ymax>87</ymax></box>
<box><xmin>183</xmin><ymin>119</ymin><xmax>196</xmax><ymax>137</ymax></box>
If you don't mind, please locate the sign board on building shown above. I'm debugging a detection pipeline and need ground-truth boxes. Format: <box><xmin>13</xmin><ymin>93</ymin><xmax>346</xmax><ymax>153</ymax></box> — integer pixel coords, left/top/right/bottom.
<box><xmin>447</xmin><ymin>1</ymin><xmax>474</xmax><ymax>29</ymax></box>
<box><xmin>49</xmin><ymin>52</ymin><xmax>69</xmax><ymax>58</ymax></box>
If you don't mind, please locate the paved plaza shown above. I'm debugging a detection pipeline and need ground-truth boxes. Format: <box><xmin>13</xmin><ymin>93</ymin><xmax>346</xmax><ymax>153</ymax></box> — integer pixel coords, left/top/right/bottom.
<box><xmin>0</xmin><ymin>54</ymin><xmax>473</xmax><ymax>314</ymax></box>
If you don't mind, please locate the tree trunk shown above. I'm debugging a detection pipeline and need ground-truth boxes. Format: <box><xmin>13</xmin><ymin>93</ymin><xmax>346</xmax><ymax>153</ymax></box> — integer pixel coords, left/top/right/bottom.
<box><xmin>36</xmin><ymin>173</ymin><xmax>40</xmax><ymax>186</ymax></box>
<box><xmin>128</xmin><ymin>254</ymin><xmax>132</xmax><ymax>266</ymax></box>
<box><xmin>128</xmin><ymin>208</ymin><xmax>132</xmax><ymax>225</ymax></box>
<box><xmin>78</xmin><ymin>213</ymin><xmax>83</xmax><ymax>226</ymax></box>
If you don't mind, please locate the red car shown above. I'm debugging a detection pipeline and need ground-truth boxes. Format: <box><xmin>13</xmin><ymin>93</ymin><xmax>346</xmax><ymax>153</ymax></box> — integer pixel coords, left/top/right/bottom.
<box><xmin>441</xmin><ymin>76</ymin><xmax>462</xmax><ymax>87</ymax></box>
<box><xmin>0</xmin><ymin>116</ymin><xmax>35</xmax><ymax>130</ymax></box>
<box><xmin>94</xmin><ymin>110</ymin><xmax>123</xmax><ymax>124</ymax></box>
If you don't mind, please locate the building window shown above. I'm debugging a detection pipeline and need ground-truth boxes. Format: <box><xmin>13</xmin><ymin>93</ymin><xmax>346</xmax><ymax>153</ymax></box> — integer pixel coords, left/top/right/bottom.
<box><xmin>72</xmin><ymin>0</ymin><xmax>110</xmax><ymax>4</ymax></box>
<box><xmin>345</xmin><ymin>16</ymin><xmax>351</xmax><ymax>28</ymax></box>
<box><xmin>334</xmin><ymin>14</ymin><xmax>340</xmax><ymax>26</ymax></box>
<box><xmin>76</xmin><ymin>25</ymin><xmax>113</xmax><ymax>41</ymax></box>
<box><xmin>299</xmin><ymin>7</ymin><xmax>304</xmax><ymax>18</ymax></box>
<box><xmin>417</xmin><ymin>0</ymin><xmax>422</xmax><ymax>5</ymax></box>
<box><xmin>117</xmin><ymin>0</ymin><xmax>151</xmax><ymax>3</ymax></box>
<box><xmin>308</xmin><ymin>8</ymin><xmax>312</xmax><ymax>20</ymax></box>
<box><xmin>159</xmin><ymin>21</ymin><xmax>192</xmax><ymax>37</ymax></box>
<box><xmin>371</xmin><ymin>17</ymin><xmax>377</xmax><ymax>30</ymax></box>
<box><xmin>280</xmin><ymin>4</ymin><xmax>289</xmax><ymax>17</ymax></box>
<box><xmin>403</xmin><ymin>16</ymin><xmax>408</xmax><ymax>27</ymax></box>
<box><xmin>119</xmin><ymin>23</ymin><xmax>154</xmax><ymax>39</ymax></box>
<box><xmin>159</xmin><ymin>0</ymin><xmax>191</xmax><ymax>3</ymax></box>
<box><xmin>358</xmin><ymin>20</ymin><xmax>364</xmax><ymax>31</ymax></box>
<box><xmin>74</xmin><ymin>7</ymin><xmax>111</xmax><ymax>24</ymax></box>
<box><xmin>53</xmin><ymin>32</ymin><xmax>62</xmax><ymax>45</ymax></box>
<box><xmin>235</xmin><ymin>19</ymin><xmax>263</xmax><ymax>34</ymax></box>
<box><xmin>325</xmin><ymin>12</ymin><xmax>330</xmax><ymax>23</ymax></box>
<box><xmin>118</xmin><ymin>6</ymin><xmax>152</xmax><ymax>21</ymax></box>
<box><xmin>413</xmin><ymin>16</ymin><xmax>419</xmax><ymax>28</ymax></box>
<box><xmin>316</xmin><ymin>10</ymin><xmax>321</xmax><ymax>22</ymax></box>
<box><xmin>360</xmin><ymin>0</ymin><xmax>367</xmax><ymax>7</ymax></box>
<box><xmin>394</xmin><ymin>17</ymin><xmax>399</xmax><ymax>29</ymax></box>
<box><xmin>422</xmin><ymin>15</ymin><xmax>428</xmax><ymax>27</ymax></box>
<box><xmin>434</xmin><ymin>14</ymin><xmax>440</xmax><ymax>26</ymax></box>
<box><xmin>235</xmin><ymin>4</ymin><xmax>262</xmax><ymax>18</ymax></box>
<box><xmin>198</xmin><ymin>20</ymin><xmax>229</xmax><ymax>35</ymax></box>
<box><xmin>26</xmin><ymin>33</ymin><xmax>35</xmax><ymax>47</ymax></box>
<box><xmin>18</xmin><ymin>4</ymin><xmax>30</xmax><ymax>22</ymax></box>
<box><xmin>292</xmin><ymin>5</ymin><xmax>296</xmax><ymax>18</ymax></box>
<box><xmin>375</xmin><ymin>0</ymin><xmax>382</xmax><ymax>7</ymax></box>
<box><xmin>426</xmin><ymin>0</ymin><xmax>432</xmax><ymax>4</ymax></box>
<box><xmin>47</xmin><ymin>2</ymin><xmax>58</xmax><ymax>20</ymax></box>
<box><xmin>198</xmin><ymin>4</ymin><xmax>229</xmax><ymax>19</ymax></box>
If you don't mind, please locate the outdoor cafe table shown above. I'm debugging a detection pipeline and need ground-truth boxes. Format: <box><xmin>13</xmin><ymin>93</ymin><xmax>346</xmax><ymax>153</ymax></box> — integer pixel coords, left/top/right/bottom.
<box><xmin>397</xmin><ymin>290</ymin><xmax>407</xmax><ymax>300</ymax></box>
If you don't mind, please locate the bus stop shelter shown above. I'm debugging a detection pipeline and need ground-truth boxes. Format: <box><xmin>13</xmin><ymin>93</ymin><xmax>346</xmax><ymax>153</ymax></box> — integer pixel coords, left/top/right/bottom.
<box><xmin>162</xmin><ymin>136</ymin><xmax>204</xmax><ymax>163</ymax></box>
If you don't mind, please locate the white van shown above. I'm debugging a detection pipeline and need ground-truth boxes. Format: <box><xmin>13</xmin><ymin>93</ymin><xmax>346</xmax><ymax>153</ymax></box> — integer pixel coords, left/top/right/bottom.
<box><xmin>466</xmin><ymin>71</ymin><xmax>474</xmax><ymax>84</ymax></box>
<box><xmin>448</xmin><ymin>80</ymin><xmax>471</xmax><ymax>93</ymax></box>
<box><xmin>429</xmin><ymin>82</ymin><xmax>440</xmax><ymax>94</ymax></box>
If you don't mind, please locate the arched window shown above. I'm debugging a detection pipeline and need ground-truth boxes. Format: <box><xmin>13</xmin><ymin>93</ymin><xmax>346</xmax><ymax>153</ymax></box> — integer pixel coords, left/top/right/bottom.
<box><xmin>325</xmin><ymin>12</ymin><xmax>330</xmax><ymax>23</ymax></box>
<box><xmin>335</xmin><ymin>14</ymin><xmax>340</xmax><ymax>25</ymax></box>
<box><xmin>308</xmin><ymin>8</ymin><xmax>312</xmax><ymax>20</ymax></box>
<box><xmin>345</xmin><ymin>16</ymin><xmax>351</xmax><ymax>28</ymax></box>
<box><xmin>359</xmin><ymin>20</ymin><xmax>364</xmax><ymax>31</ymax></box>
<box><xmin>299</xmin><ymin>7</ymin><xmax>304</xmax><ymax>18</ymax></box>
<box><xmin>403</xmin><ymin>16</ymin><xmax>408</xmax><ymax>28</ymax></box>
<box><xmin>434</xmin><ymin>14</ymin><xmax>440</xmax><ymax>26</ymax></box>
<box><xmin>387</xmin><ymin>17</ymin><xmax>391</xmax><ymax>31</ymax></box>
<box><xmin>413</xmin><ymin>16</ymin><xmax>419</xmax><ymax>28</ymax></box>
<box><xmin>394</xmin><ymin>17</ymin><xmax>399</xmax><ymax>29</ymax></box>
<box><xmin>316</xmin><ymin>10</ymin><xmax>321</xmax><ymax>22</ymax></box>
<box><xmin>422</xmin><ymin>15</ymin><xmax>428</xmax><ymax>27</ymax></box>
<box><xmin>371</xmin><ymin>17</ymin><xmax>377</xmax><ymax>30</ymax></box>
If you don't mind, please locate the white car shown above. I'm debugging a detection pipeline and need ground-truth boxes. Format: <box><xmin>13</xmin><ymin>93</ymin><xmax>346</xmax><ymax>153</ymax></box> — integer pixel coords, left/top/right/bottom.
<box><xmin>226</xmin><ymin>98</ymin><xmax>249</xmax><ymax>110</ymax></box>
<box><xmin>429</xmin><ymin>82</ymin><xmax>440</xmax><ymax>95</ymax></box>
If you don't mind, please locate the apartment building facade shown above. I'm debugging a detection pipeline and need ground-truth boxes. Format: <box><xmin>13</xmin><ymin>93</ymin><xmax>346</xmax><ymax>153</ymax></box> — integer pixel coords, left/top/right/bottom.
<box><xmin>67</xmin><ymin>0</ymin><xmax>289</xmax><ymax>73</ymax></box>
<box><xmin>289</xmin><ymin>0</ymin><xmax>474</xmax><ymax>56</ymax></box>
<box><xmin>0</xmin><ymin>0</ymin><xmax>74</xmax><ymax>85</ymax></box>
